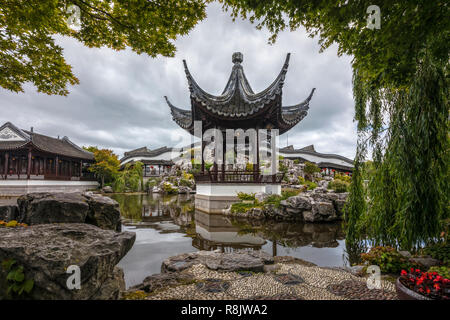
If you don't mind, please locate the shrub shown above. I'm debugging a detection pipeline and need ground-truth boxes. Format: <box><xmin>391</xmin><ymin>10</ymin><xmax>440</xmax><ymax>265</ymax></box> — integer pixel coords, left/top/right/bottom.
<box><xmin>304</xmin><ymin>161</ymin><xmax>320</xmax><ymax>175</ymax></box>
<box><xmin>230</xmin><ymin>202</ymin><xmax>260</xmax><ymax>213</ymax></box>
<box><xmin>400</xmin><ymin>268</ymin><xmax>449</xmax><ymax>300</ymax></box>
<box><xmin>329</xmin><ymin>179</ymin><xmax>350</xmax><ymax>193</ymax></box>
<box><xmin>162</xmin><ymin>182</ymin><xmax>178</xmax><ymax>194</ymax></box>
<box><xmin>428</xmin><ymin>266</ymin><xmax>450</xmax><ymax>279</ymax></box>
<box><xmin>334</xmin><ymin>173</ymin><xmax>351</xmax><ymax>183</ymax></box>
<box><xmin>237</xmin><ymin>192</ymin><xmax>256</xmax><ymax>201</ymax></box>
<box><xmin>293</xmin><ymin>159</ymin><xmax>300</xmax><ymax>164</ymax></box>
<box><xmin>420</xmin><ymin>242</ymin><xmax>450</xmax><ymax>266</ymax></box>
<box><xmin>298</xmin><ymin>176</ymin><xmax>305</xmax><ymax>184</ymax></box>
<box><xmin>361</xmin><ymin>246</ymin><xmax>415</xmax><ymax>274</ymax></box>
<box><xmin>305</xmin><ymin>181</ymin><xmax>317</xmax><ymax>190</ymax></box>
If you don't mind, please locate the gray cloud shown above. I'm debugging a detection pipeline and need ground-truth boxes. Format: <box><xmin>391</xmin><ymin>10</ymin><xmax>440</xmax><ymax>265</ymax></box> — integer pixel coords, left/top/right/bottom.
<box><xmin>0</xmin><ymin>3</ymin><xmax>356</xmax><ymax>159</ymax></box>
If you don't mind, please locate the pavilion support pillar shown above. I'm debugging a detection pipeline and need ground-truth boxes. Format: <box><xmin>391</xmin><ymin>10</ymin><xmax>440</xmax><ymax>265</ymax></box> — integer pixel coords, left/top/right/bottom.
<box><xmin>201</xmin><ymin>141</ymin><xmax>205</xmax><ymax>173</ymax></box>
<box><xmin>221</xmin><ymin>136</ymin><xmax>225</xmax><ymax>181</ymax></box>
<box><xmin>27</xmin><ymin>149</ymin><xmax>32</xmax><ymax>179</ymax></box>
<box><xmin>79</xmin><ymin>160</ymin><xmax>82</xmax><ymax>178</ymax></box>
<box><xmin>4</xmin><ymin>153</ymin><xmax>8</xmax><ymax>179</ymax></box>
<box><xmin>69</xmin><ymin>160</ymin><xmax>72</xmax><ymax>178</ymax></box>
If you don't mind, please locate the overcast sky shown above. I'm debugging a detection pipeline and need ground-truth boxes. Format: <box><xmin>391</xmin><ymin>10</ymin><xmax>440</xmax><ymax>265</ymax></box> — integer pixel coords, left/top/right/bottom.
<box><xmin>0</xmin><ymin>3</ymin><xmax>356</xmax><ymax>159</ymax></box>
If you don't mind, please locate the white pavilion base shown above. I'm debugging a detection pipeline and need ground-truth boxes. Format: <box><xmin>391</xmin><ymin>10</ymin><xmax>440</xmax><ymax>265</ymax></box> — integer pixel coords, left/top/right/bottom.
<box><xmin>195</xmin><ymin>183</ymin><xmax>281</xmax><ymax>214</ymax></box>
<box><xmin>0</xmin><ymin>180</ymin><xmax>99</xmax><ymax>196</ymax></box>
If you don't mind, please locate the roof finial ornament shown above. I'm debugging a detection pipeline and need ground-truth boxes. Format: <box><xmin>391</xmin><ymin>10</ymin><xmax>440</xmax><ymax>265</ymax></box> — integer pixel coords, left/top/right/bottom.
<box><xmin>232</xmin><ymin>52</ymin><xmax>243</xmax><ymax>64</ymax></box>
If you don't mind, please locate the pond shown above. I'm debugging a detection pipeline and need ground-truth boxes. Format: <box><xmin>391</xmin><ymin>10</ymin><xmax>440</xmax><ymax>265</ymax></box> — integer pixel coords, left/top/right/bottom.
<box><xmin>108</xmin><ymin>193</ymin><xmax>355</xmax><ymax>288</ymax></box>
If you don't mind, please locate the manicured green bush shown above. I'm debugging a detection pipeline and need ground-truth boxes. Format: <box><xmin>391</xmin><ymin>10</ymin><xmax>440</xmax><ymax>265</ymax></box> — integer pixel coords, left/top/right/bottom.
<box><xmin>361</xmin><ymin>246</ymin><xmax>415</xmax><ymax>274</ymax></box>
<box><xmin>162</xmin><ymin>182</ymin><xmax>178</xmax><ymax>194</ymax></box>
<box><xmin>334</xmin><ymin>173</ymin><xmax>352</xmax><ymax>183</ymax></box>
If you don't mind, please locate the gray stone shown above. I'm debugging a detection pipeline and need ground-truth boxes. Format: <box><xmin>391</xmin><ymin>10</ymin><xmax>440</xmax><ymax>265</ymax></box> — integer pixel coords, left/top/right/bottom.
<box><xmin>162</xmin><ymin>250</ymin><xmax>274</xmax><ymax>273</ymax></box>
<box><xmin>16</xmin><ymin>192</ymin><xmax>121</xmax><ymax>231</ymax></box>
<box><xmin>0</xmin><ymin>223</ymin><xmax>135</xmax><ymax>300</ymax></box>
<box><xmin>102</xmin><ymin>186</ymin><xmax>113</xmax><ymax>193</ymax></box>
<box><xmin>130</xmin><ymin>272</ymin><xmax>194</xmax><ymax>293</ymax></box>
<box><xmin>17</xmin><ymin>192</ymin><xmax>89</xmax><ymax>225</ymax></box>
<box><xmin>0</xmin><ymin>204</ymin><xmax>18</xmax><ymax>222</ymax></box>
<box><xmin>255</xmin><ymin>192</ymin><xmax>269</xmax><ymax>203</ymax></box>
<box><xmin>409</xmin><ymin>257</ymin><xmax>440</xmax><ymax>269</ymax></box>
<box><xmin>177</xmin><ymin>186</ymin><xmax>192</xmax><ymax>194</ymax></box>
<box><xmin>83</xmin><ymin>192</ymin><xmax>122</xmax><ymax>232</ymax></box>
<box><xmin>283</xmin><ymin>195</ymin><xmax>312</xmax><ymax>211</ymax></box>
<box><xmin>398</xmin><ymin>251</ymin><xmax>412</xmax><ymax>258</ymax></box>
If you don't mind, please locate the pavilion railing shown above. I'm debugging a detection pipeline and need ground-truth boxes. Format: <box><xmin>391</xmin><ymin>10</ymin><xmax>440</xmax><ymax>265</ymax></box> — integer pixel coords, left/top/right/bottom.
<box><xmin>193</xmin><ymin>170</ymin><xmax>284</xmax><ymax>184</ymax></box>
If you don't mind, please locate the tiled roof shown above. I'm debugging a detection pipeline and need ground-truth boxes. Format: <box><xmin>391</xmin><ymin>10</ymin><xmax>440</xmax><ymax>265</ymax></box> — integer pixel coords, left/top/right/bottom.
<box><xmin>165</xmin><ymin>52</ymin><xmax>315</xmax><ymax>133</ymax></box>
<box><xmin>0</xmin><ymin>122</ymin><xmax>93</xmax><ymax>161</ymax></box>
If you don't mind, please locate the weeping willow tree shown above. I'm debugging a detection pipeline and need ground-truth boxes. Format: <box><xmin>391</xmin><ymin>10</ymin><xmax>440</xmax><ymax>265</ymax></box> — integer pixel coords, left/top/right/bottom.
<box><xmin>350</xmin><ymin>49</ymin><xmax>449</xmax><ymax>250</ymax></box>
<box><xmin>218</xmin><ymin>1</ymin><xmax>449</xmax><ymax>250</ymax></box>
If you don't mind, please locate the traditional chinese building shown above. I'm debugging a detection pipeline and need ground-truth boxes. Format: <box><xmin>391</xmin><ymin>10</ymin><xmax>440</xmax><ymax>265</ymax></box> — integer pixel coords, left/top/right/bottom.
<box><xmin>120</xmin><ymin>146</ymin><xmax>174</xmax><ymax>178</ymax></box>
<box><xmin>165</xmin><ymin>52</ymin><xmax>317</xmax><ymax>213</ymax></box>
<box><xmin>0</xmin><ymin>122</ymin><xmax>97</xmax><ymax>195</ymax></box>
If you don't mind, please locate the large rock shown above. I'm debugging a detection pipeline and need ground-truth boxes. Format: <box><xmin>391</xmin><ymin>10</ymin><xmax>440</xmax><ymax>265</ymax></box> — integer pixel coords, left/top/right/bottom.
<box><xmin>311</xmin><ymin>201</ymin><xmax>337</xmax><ymax>222</ymax></box>
<box><xmin>161</xmin><ymin>250</ymin><xmax>274</xmax><ymax>273</ymax></box>
<box><xmin>83</xmin><ymin>192</ymin><xmax>121</xmax><ymax>232</ymax></box>
<box><xmin>0</xmin><ymin>223</ymin><xmax>135</xmax><ymax>300</ymax></box>
<box><xmin>17</xmin><ymin>193</ymin><xmax>89</xmax><ymax>225</ymax></box>
<box><xmin>15</xmin><ymin>192</ymin><xmax>121</xmax><ymax>231</ymax></box>
<box><xmin>0</xmin><ymin>204</ymin><xmax>19</xmax><ymax>221</ymax></box>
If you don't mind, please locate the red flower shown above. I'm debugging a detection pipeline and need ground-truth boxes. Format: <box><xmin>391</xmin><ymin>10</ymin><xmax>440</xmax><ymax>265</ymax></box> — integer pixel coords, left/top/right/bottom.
<box><xmin>401</xmin><ymin>270</ymin><xmax>407</xmax><ymax>276</ymax></box>
<box><xmin>434</xmin><ymin>284</ymin><xmax>440</xmax><ymax>291</ymax></box>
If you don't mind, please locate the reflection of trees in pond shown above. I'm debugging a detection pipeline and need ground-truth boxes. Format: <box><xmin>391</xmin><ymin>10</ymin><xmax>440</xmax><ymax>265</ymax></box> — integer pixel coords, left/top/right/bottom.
<box><xmin>109</xmin><ymin>193</ymin><xmax>195</xmax><ymax>225</ymax></box>
<box><xmin>230</xmin><ymin>218</ymin><xmax>345</xmax><ymax>249</ymax></box>
<box><xmin>344</xmin><ymin>239</ymin><xmax>367</xmax><ymax>266</ymax></box>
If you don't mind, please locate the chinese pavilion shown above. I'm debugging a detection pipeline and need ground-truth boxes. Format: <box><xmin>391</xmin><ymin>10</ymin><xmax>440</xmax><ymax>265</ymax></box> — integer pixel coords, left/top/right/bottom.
<box><xmin>0</xmin><ymin>122</ymin><xmax>97</xmax><ymax>195</ymax></box>
<box><xmin>166</xmin><ymin>52</ymin><xmax>315</xmax><ymax>213</ymax></box>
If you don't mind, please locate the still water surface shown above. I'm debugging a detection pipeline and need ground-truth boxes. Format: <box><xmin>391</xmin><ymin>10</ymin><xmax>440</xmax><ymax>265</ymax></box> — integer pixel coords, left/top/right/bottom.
<box><xmin>108</xmin><ymin>193</ymin><xmax>351</xmax><ymax>288</ymax></box>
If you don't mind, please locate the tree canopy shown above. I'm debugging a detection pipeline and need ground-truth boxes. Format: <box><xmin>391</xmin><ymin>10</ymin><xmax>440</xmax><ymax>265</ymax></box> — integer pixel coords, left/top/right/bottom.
<box><xmin>0</xmin><ymin>0</ymin><xmax>207</xmax><ymax>95</ymax></box>
<box><xmin>83</xmin><ymin>146</ymin><xmax>120</xmax><ymax>187</ymax></box>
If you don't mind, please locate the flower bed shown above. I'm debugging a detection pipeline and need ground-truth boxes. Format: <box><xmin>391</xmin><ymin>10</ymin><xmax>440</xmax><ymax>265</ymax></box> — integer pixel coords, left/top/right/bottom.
<box><xmin>398</xmin><ymin>268</ymin><xmax>449</xmax><ymax>300</ymax></box>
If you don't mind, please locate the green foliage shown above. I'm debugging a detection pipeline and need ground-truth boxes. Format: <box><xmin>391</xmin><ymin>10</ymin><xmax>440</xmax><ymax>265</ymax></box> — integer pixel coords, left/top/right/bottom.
<box><xmin>264</xmin><ymin>189</ymin><xmax>300</xmax><ymax>208</ymax></box>
<box><xmin>305</xmin><ymin>181</ymin><xmax>317</xmax><ymax>190</ymax></box>
<box><xmin>334</xmin><ymin>173</ymin><xmax>351</xmax><ymax>183</ymax></box>
<box><xmin>427</xmin><ymin>266</ymin><xmax>450</xmax><ymax>279</ymax></box>
<box><xmin>361</xmin><ymin>246</ymin><xmax>415</xmax><ymax>274</ymax></box>
<box><xmin>1</xmin><ymin>259</ymin><xmax>34</xmax><ymax>297</ymax></box>
<box><xmin>1</xmin><ymin>0</ymin><xmax>207</xmax><ymax>95</ymax></box>
<box><xmin>297</xmin><ymin>176</ymin><xmax>305</xmax><ymax>184</ymax></box>
<box><xmin>245</xmin><ymin>162</ymin><xmax>254</xmax><ymax>172</ymax></box>
<box><xmin>237</xmin><ymin>192</ymin><xmax>255</xmax><ymax>201</ymax></box>
<box><xmin>161</xmin><ymin>182</ymin><xmax>178</xmax><ymax>194</ymax></box>
<box><xmin>113</xmin><ymin>161</ymin><xmax>143</xmax><ymax>192</ymax></box>
<box><xmin>304</xmin><ymin>161</ymin><xmax>320</xmax><ymax>175</ymax></box>
<box><xmin>421</xmin><ymin>243</ymin><xmax>450</xmax><ymax>266</ymax></box>
<box><xmin>293</xmin><ymin>159</ymin><xmax>300</xmax><ymax>164</ymax></box>
<box><xmin>230</xmin><ymin>202</ymin><xmax>260</xmax><ymax>214</ymax></box>
<box><xmin>84</xmin><ymin>146</ymin><xmax>120</xmax><ymax>188</ymax></box>
<box><xmin>329</xmin><ymin>180</ymin><xmax>350</xmax><ymax>193</ymax></box>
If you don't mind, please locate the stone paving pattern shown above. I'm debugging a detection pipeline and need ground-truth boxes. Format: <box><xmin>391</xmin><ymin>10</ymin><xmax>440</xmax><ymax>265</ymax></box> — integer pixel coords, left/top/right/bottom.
<box><xmin>128</xmin><ymin>261</ymin><xmax>397</xmax><ymax>300</ymax></box>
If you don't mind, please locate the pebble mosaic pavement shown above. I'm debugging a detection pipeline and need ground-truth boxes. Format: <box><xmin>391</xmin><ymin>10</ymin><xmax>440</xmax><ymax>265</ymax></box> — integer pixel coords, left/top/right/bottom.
<box><xmin>139</xmin><ymin>263</ymin><xmax>398</xmax><ymax>300</ymax></box>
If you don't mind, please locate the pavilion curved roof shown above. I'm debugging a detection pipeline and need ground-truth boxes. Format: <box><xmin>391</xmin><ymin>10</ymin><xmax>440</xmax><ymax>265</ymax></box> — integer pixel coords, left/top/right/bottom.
<box><xmin>166</xmin><ymin>52</ymin><xmax>315</xmax><ymax>134</ymax></box>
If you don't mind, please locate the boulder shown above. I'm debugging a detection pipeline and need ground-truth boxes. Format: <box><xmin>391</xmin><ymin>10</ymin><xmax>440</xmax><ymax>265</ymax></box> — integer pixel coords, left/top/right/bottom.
<box><xmin>0</xmin><ymin>204</ymin><xmax>19</xmax><ymax>221</ymax></box>
<box><xmin>129</xmin><ymin>272</ymin><xmax>195</xmax><ymax>293</ymax></box>
<box><xmin>162</xmin><ymin>250</ymin><xmax>274</xmax><ymax>273</ymax></box>
<box><xmin>177</xmin><ymin>186</ymin><xmax>192</xmax><ymax>194</ymax></box>
<box><xmin>0</xmin><ymin>223</ymin><xmax>135</xmax><ymax>300</ymax></box>
<box><xmin>102</xmin><ymin>186</ymin><xmax>113</xmax><ymax>193</ymax></box>
<box><xmin>83</xmin><ymin>192</ymin><xmax>122</xmax><ymax>232</ymax></box>
<box><xmin>311</xmin><ymin>201</ymin><xmax>337</xmax><ymax>221</ymax></box>
<box><xmin>16</xmin><ymin>192</ymin><xmax>121</xmax><ymax>231</ymax></box>
<box><xmin>282</xmin><ymin>195</ymin><xmax>312</xmax><ymax>211</ymax></box>
<box><xmin>409</xmin><ymin>257</ymin><xmax>440</xmax><ymax>269</ymax></box>
<box><xmin>17</xmin><ymin>192</ymin><xmax>89</xmax><ymax>225</ymax></box>
<box><xmin>255</xmin><ymin>192</ymin><xmax>269</xmax><ymax>203</ymax></box>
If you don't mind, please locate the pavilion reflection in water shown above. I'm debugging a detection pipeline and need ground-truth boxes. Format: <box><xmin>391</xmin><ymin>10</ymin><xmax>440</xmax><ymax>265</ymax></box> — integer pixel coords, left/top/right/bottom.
<box><xmin>114</xmin><ymin>194</ymin><xmax>345</xmax><ymax>257</ymax></box>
